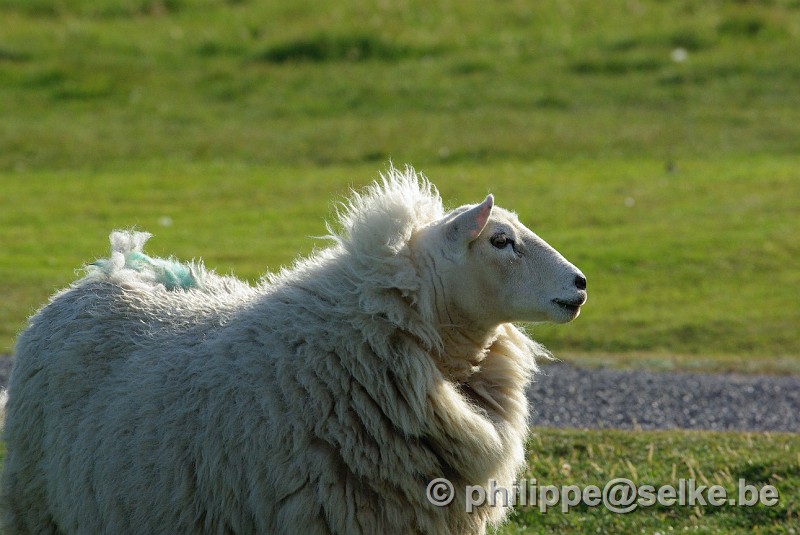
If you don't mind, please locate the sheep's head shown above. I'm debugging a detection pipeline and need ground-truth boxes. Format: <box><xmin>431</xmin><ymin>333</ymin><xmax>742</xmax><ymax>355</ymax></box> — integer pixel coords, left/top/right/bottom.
<box><xmin>413</xmin><ymin>194</ymin><xmax>587</xmax><ymax>331</ymax></box>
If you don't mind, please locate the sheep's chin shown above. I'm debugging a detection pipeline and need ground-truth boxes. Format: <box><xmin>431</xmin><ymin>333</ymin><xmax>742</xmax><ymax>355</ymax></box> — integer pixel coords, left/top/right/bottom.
<box><xmin>548</xmin><ymin>300</ymin><xmax>582</xmax><ymax>323</ymax></box>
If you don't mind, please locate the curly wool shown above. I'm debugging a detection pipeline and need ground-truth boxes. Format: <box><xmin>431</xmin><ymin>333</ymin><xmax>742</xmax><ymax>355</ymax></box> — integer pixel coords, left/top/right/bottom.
<box><xmin>2</xmin><ymin>166</ymin><xmax>547</xmax><ymax>535</ymax></box>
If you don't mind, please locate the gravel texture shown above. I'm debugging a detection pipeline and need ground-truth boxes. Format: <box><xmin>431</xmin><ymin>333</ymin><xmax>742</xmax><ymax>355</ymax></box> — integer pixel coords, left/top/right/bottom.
<box><xmin>529</xmin><ymin>362</ymin><xmax>800</xmax><ymax>433</ymax></box>
<box><xmin>1</xmin><ymin>355</ymin><xmax>797</xmax><ymax>432</ymax></box>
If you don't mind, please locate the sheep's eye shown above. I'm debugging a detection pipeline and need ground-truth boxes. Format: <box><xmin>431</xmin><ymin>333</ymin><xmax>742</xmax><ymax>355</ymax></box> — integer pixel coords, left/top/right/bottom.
<box><xmin>490</xmin><ymin>233</ymin><xmax>511</xmax><ymax>249</ymax></box>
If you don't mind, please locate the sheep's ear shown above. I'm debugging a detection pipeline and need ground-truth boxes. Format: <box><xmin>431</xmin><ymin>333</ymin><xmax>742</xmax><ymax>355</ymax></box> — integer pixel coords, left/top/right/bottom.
<box><xmin>445</xmin><ymin>194</ymin><xmax>494</xmax><ymax>246</ymax></box>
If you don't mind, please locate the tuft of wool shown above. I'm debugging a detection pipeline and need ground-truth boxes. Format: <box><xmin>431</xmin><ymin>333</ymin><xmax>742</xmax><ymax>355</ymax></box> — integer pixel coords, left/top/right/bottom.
<box><xmin>91</xmin><ymin>230</ymin><xmax>199</xmax><ymax>291</ymax></box>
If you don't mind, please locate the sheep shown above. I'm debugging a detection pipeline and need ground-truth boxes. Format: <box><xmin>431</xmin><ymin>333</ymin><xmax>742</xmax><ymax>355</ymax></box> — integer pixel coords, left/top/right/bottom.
<box><xmin>1</xmin><ymin>166</ymin><xmax>587</xmax><ymax>535</ymax></box>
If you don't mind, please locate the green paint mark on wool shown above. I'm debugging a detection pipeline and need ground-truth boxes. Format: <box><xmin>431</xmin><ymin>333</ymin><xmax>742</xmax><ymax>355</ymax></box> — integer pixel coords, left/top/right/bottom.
<box><xmin>125</xmin><ymin>251</ymin><xmax>198</xmax><ymax>290</ymax></box>
<box><xmin>93</xmin><ymin>251</ymin><xmax>198</xmax><ymax>290</ymax></box>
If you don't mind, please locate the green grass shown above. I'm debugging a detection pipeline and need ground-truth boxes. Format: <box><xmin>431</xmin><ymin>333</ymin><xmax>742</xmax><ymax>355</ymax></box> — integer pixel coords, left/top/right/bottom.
<box><xmin>2</xmin><ymin>3</ymin><xmax>798</xmax><ymax>534</ymax></box>
<box><xmin>1</xmin><ymin>0</ymin><xmax>799</xmax><ymax>365</ymax></box>
<box><xmin>1</xmin><ymin>3</ymin><xmax>798</xmax><ymax>534</ymax></box>
<box><xmin>2</xmin><ymin>158</ymin><xmax>798</xmax><ymax>372</ymax></box>
<box><xmin>498</xmin><ymin>428</ymin><xmax>800</xmax><ymax>534</ymax></box>
<box><xmin>1</xmin><ymin>0</ymin><xmax>800</xmax><ymax>171</ymax></box>
<box><xmin>2</xmin><ymin>1</ymin><xmax>798</xmax><ymax>367</ymax></box>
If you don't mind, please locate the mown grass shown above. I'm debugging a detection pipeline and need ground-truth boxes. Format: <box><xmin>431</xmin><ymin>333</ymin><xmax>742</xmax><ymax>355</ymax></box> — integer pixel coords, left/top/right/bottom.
<box><xmin>2</xmin><ymin>1</ymin><xmax>798</xmax><ymax>367</ymax></box>
<box><xmin>498</xmin><ymin>428</ymin><xmax>800</xmax><ymax>534</ymax></box>
<box><xmin>1</xmin><ymin>0</ymin><xmax>798</xmax><ymax>371</ymax></box>
<box><xmin>2</xmin><ymin>0</ymin><xmax>800</xmax><ymax>171</ymax></box>
<box><xmin>3</xmin><ymin>158</ymin><xmax>798</xmax><ymax>372</ymax></box>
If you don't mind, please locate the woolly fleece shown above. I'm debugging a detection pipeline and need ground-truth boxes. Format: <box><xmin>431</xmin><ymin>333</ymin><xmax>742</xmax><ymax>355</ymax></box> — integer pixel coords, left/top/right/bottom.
<box><xmin>2</xmin><ymin>168</ymin><xmax>554</xmax><ymax>535</ymax></box>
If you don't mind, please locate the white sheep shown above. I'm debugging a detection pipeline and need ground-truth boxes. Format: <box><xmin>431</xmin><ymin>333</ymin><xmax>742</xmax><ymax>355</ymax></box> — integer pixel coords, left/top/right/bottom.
<box><xmin>1</xmin><ymin>166</ymin><xmax>587</xmax><ymax>535</ymax></box>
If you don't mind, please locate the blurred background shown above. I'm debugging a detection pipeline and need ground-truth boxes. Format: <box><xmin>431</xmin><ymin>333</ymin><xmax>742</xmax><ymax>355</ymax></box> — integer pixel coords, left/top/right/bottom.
<box><xmin>1</xmin><ymin>0</ymin><xmax>798</xmax><ymax>371</ymax></box>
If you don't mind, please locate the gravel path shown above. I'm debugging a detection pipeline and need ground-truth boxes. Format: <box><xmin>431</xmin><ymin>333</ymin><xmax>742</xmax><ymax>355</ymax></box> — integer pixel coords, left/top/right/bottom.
<box><xmin>529</xmin><ymin>362</ymin><xmax>800</xmax><ymax>433</ymax></box>
<box><xmin>1</xmin><ymin>355</ymin><xmax>797</xmax><ymax>433</ymax></box>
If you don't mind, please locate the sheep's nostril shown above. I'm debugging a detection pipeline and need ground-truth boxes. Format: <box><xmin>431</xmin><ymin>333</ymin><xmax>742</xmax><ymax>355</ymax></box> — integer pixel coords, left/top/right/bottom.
<box><xmin>575</xmin><ymin>275</ymin><xmax>587</xmax><ymax>291</ymax></box>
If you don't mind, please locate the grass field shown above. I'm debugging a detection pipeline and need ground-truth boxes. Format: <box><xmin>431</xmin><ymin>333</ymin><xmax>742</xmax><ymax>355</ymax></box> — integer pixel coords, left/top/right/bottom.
<box><xmin>3</xmin><ymin>158</ymin><xmax>799</xmax><ymax>371</ymax></box>
<box><xmin>2</xmin><ymin>0</ymin><xmax>800</xmax><ymax>169</ymax></box>
<box><xmin>0</xmin><ymin>1</ymin><xmax>798</xmax><ymax>532</ymax></box>
<box><xmin>500</xmin><ymin>428</ymin><xmax>800</xmax><ymax>533</ymax></box>
<box><xmin>1</xmin><ymin>0</ymin><xmax>798</xmax><ymax>369</ymax></box>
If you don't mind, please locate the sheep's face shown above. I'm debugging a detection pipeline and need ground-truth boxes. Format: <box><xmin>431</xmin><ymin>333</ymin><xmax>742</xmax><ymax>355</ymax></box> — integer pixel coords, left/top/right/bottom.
<box><xmin>417</xmin><ymin>194</ymin><xmax>587</xmax><ymax>328</ymax></box>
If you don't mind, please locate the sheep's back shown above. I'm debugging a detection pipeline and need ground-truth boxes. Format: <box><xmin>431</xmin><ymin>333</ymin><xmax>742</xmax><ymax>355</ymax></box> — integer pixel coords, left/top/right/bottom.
<box><xmin>4</xmin><ymin>273</ymin><xmax>275</xmax><ymax>532</ymax></box>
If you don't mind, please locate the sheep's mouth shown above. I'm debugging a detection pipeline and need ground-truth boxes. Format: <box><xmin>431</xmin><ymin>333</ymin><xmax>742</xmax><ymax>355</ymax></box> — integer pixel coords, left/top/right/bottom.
<box><xmin>552</xmin><ymin>298</ymin><xmax>584</xmax><ymax>313</ymax></box>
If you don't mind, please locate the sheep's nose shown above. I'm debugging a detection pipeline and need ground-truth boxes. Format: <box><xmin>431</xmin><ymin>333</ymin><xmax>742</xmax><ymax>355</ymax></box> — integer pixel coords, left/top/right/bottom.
<box><xmin>575</xmin><ymin>274</ymin><xmax>587</xmax><ymax>291</ymax></box>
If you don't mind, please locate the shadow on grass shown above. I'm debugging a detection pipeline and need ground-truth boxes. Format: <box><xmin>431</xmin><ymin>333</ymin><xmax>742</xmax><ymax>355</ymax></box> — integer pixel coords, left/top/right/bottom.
<box><xmin>256</xmin><ymin>33</ymin><xmax>431</xmax><ymax>64</ymax></box>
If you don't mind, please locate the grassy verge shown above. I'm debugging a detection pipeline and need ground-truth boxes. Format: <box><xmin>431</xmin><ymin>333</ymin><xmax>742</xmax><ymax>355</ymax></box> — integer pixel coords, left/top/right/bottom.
<box><xmin>551</xmin><ymin>353</ymin><xmax>800</xmax><ymax>376</ymax></box>
<box><xmin>499</xmin><ymin>428</ymin><xmax>800</xmax><ymax>534</ymax></box>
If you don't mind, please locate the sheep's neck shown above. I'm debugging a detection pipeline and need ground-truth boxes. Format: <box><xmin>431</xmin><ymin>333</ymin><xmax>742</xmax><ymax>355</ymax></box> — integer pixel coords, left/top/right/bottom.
<box><xmin>435</xmin><ymin>323</ymin><xmax>497</xmax><ymax>383</ymax></box>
